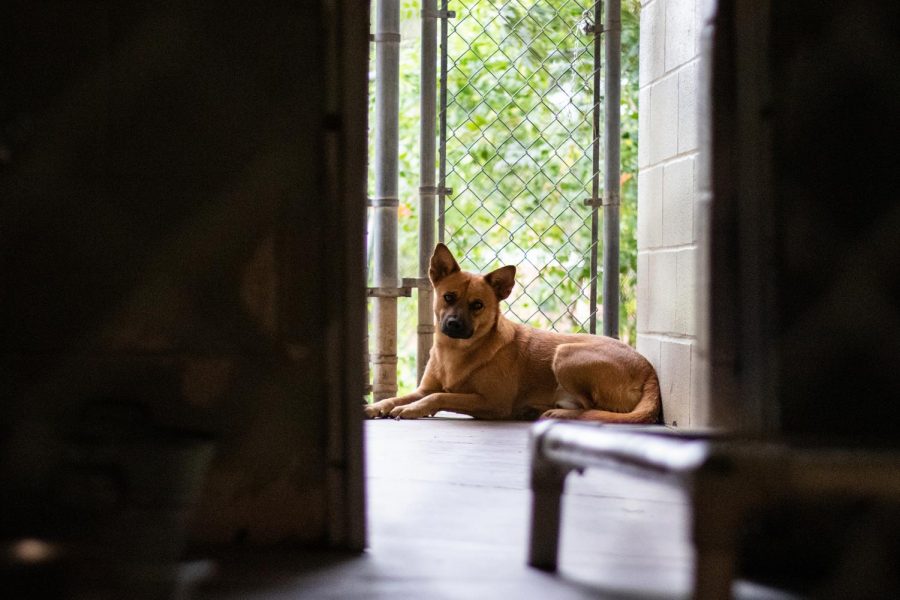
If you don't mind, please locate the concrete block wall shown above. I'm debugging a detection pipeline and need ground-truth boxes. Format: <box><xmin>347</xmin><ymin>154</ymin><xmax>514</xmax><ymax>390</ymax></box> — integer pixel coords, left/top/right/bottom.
<box><xmin>637</xmin><ymin>0</ymin><xmax>709</xmax><ymax>427</ymax></box>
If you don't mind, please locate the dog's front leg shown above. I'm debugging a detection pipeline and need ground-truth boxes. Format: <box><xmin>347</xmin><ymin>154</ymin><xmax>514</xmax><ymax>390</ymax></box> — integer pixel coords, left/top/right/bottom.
<box><xmin>366</xmin><ymin>366</ymin><xmax>446</xmax><ymax>419</ymax></box>
<box><xmin>390</xmin><ymin>392</ymin><xmax>506</xmax><ymax>420</ymax></box>
<box><xmin>364</xmin><ymin>389</ymin><xmax>428</xmax><ymax>419</ymax></box>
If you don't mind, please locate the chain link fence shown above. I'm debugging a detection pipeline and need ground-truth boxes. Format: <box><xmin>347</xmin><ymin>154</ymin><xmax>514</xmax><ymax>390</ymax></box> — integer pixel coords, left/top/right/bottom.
<box><xmin>366</xmin><ymin>0</ymin><xmax>639</xmax><ymax>395</ymax></box>
<box><xmin>441</xmin><ymin>0</ymin><xmax>602</xmax><ymax>333</ymax></box>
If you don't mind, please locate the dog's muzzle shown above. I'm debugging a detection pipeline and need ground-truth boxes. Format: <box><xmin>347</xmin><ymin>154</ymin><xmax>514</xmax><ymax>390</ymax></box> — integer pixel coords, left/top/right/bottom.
<box><xmin>441</xmin><ymin>316</ymin><xmax>473</xmax><ymax>339</ymax></box>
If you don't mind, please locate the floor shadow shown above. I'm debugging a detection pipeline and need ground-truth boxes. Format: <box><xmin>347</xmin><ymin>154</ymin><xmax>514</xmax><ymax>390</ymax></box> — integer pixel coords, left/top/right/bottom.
<box><xmin>188</xmin><ymin>548</ymin><xmax>371</xmax><ymax>599</ymax></box>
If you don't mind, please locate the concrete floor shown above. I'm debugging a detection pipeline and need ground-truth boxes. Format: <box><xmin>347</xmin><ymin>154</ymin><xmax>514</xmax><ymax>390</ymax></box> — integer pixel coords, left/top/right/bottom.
<box><xmin>364</xmin><ymin>416</ymin><xmax>693</xmax><ymax>599</ymax></box>
<box><xmin>193</xmin><ymin>416</ymin><xmax>795</xmax><ymax>599</ymax></box>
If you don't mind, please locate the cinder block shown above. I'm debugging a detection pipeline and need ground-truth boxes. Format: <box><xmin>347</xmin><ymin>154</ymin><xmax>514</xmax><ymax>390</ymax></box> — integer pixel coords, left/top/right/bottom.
<box><xmin>638</xmin><ymin>86</ymin><xmax>652</xmax><ymax>169</ymax></box>
<box><xmin>674</xmin><ymin>248</ymin><xmax>697</xmax><ymax>335</ymax></box>
<box><xmin>662</xmin><ymin>156</ymin><xmax>694</xmax><ymax>246</ymax></box>
<box><xmin>648</xmin><ymin>250</ymin><xmax>676</xmax><ymax>333</ymax></box>
<box><xmin>666</xmin><ymin>0</ymin><xmax>697</xmax><ymax>72</ymax></box>
<box><xmin>637</xmin><ymin>252</ymin><xmax>651</xmax><ymax>332</ymax></box>
<box><xmin>648</xmin><ymin>75</ymin><xmax>678</xmax><ymax>165</ymax></box>
<box><xmin>660</xmin><ymin>338</ymin><xmax>692</xmax><ymax>427</ymax></box>
<box><xmin>637</xmin><ymin>334</ymin><xmax>662</xmax><ymax>372</ymax></box>
<box><xmin>677</xmin><ymin>60</ymin><xmax>699</xmax><ymax>153</ymax></box>
<box><xmin>639</xmin><ymin>0</ymin><xmax>665</xmax><ymax>87</ymax></box>
<box><xmin>637</xmin><ymin>165</ymin><xmax>663</xmax><ymax>250</ymax></box>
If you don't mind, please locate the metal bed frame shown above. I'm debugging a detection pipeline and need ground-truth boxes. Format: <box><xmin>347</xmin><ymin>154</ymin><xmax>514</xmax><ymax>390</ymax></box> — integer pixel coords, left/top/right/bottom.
<box><xmin>527</xmin><ymin>421</ymin><xmax>900</xmax><ymax>598</ymax></box>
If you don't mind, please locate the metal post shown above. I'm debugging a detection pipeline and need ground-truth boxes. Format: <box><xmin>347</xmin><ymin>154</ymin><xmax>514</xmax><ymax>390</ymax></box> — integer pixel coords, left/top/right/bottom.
<box><xmin>372</xmin><ymin>0</ymin><xmax>400</xmax><ymax>400</ymax></box>
<box><xmin>364</xmin><ymin>215</ymin><xmax>372</xmax><ymax>396</ymax></box>
<box><xmin>602</xmin><ymin>0</ymin><xmax>621</xmax><ymax>338</ymax></box>
<box><xmin>588</xmin><ymin>1</ymin><xmax>603</xmax><ymax>335</ymax></box>
<box><xmin>437</xmin><ymin>0</ymin><xmax>450</xmax><ymax>243</ymax></box>
<box><xmin>418</xmin><ymin>2</ymin><xmax>439</xmax><ymax>383</ymax></box>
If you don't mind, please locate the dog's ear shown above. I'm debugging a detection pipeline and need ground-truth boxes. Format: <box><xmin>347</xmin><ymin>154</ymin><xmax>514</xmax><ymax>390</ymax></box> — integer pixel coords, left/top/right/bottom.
<box><xmin>484</xmin><ymin>265</ymin><xmax>516</xmax><ymax>300</ymax></box>
<box><xmin>429</xmin><ymin>243</ymin><xmax>461</xmax><ymax>285</ymax></box>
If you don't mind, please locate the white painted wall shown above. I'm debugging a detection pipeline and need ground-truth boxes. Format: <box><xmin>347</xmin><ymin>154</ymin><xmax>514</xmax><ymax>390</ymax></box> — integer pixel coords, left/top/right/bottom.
<box><xmin>637</xmin><ymin>0</ymin><xmax>711</xmax><ymax>427</ymax></box>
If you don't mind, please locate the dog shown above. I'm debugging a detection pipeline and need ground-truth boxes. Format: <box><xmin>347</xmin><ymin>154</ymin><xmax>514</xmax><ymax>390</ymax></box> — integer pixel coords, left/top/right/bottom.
<box><xmin>364</xmin><ymin>244</ymin><xmax>661</xmax><ymax>422</ymax></box>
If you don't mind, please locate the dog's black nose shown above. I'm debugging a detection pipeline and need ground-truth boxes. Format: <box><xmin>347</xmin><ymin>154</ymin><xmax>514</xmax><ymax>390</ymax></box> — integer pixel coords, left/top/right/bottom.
<box><xmin>441</xmin><ymin>316</ymin><xmax>472</xmax><ymax>339</ymax></box>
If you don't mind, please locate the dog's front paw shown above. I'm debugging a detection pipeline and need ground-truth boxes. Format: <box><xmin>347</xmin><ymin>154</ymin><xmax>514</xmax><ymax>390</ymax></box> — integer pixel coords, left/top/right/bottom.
<box><xmin>363</xmin><ymin>400</ymin><xmax>395</xmax><ymax>419</ymax></box>
<box><xmin>389</xmin><ymin>401</ymin><xmax>433</xmax><ymax>419</ymax></box>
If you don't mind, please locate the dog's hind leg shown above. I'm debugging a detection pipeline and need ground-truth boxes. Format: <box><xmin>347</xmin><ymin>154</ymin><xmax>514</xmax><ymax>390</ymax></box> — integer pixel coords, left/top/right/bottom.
<box><xmin>541</xmin><ymin>379</ymin><xmax>661</xmax><ymax>423</ymax></box>
<box><xmin>540</xmin><ymin>407</ymin><xmax>658</xmax><ymax>423</ymax></box>
<box><xmin>545</xmin><ymin>343</ymin><xmax>661</xmax><ymax>423</ymax></box>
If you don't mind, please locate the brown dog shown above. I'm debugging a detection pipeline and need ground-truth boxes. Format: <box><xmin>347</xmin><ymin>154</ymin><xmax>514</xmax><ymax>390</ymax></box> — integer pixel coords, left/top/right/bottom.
<box><xmin>364</xmin><ymin>244</ymin><xmax>661</xmax><ymax>422</ymax></box>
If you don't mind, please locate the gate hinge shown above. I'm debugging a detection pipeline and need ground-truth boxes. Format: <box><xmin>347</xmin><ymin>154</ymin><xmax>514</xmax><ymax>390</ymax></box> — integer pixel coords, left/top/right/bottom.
<box><xmin>370</xmin><ymin>32</ymin><xmax>401</xmax><ymax>43</ymax></box>
<box><xmin>402</xmin><ymin>277</ymin><xmax>431</xmax><ymax>290</ymax></box>
<box><xmin>584</xmin><ymin>194</ymin><xmax>619</xmax><ymax>208</ymax></box>
<box><xmin>418</xmin><ymin>185</ymin><xmax>454</xmax><ymax>196</ymax></box>
<box><xmin>422</xmin><ymin>9</ymin><xmax>457</xmax><ymax>19</ymax></box>
<box><xmin>368</xmin><ymin>196</ymin><xmax>400</xmax><ymax>208</ymax></box>
<box><xmin>367</xmin><ymin>285</ymin><xmax>412</xmax><ymax>298</ymax></box>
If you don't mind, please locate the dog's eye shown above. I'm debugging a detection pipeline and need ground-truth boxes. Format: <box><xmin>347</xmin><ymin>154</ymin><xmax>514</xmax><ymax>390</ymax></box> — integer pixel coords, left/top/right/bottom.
<box><xmin>470</xmin><ymin>300</ymin><xmax>484</xmax><ymax>311</ymax></box>
<box><xmin>443</xmin><ymin>293</ymin><xmax>456</xmax><ymax>304</ymax></box>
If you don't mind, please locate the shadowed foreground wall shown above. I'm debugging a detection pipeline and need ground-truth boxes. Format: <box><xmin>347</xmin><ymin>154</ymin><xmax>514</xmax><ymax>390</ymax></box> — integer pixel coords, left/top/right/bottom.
<box><xmin>0</xmin><ymin>1</ymin><xmax>367</xmax><ymax>550</ymax></box>
<box><xmin>709</xmin><ymin>0</ymin><xmax>900</xmax><ymax>444</ymax></box>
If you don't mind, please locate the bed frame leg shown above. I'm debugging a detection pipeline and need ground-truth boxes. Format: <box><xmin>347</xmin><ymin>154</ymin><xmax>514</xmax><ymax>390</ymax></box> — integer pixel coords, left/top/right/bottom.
<box><xmin>527</xmin><ymin>422</ymin><xmax>575</xmax><ymax>571</ymax></box>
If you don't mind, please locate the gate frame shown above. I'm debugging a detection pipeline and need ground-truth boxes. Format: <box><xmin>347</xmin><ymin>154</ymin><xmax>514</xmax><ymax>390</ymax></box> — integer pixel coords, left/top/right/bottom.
<box><xmin>369</xmin><ymin>0</ymin><xmax>623</xmax><ymax>392</ymax></box>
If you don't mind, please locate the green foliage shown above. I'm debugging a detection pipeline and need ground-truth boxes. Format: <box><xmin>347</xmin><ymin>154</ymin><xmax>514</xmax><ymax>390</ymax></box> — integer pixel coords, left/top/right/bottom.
<box><xmin>369</xmin><ymin>0</ymin><xmax>641</xmax><ymax>394</ymax></box>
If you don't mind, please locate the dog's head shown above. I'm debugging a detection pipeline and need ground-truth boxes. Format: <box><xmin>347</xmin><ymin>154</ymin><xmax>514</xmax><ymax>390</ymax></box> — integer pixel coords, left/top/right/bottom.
<box><xmin>428</xmin><ymin>243</ymin><xmax>515</xmax><ymax>341</ymax></box>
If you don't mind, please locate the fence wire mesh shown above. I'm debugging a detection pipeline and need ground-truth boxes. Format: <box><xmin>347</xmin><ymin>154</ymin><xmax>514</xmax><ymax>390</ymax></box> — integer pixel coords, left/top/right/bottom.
<box><xmin>442</xmin><ymin>0</ymin><xmax>602</xmax><ymax>333</ymax></box>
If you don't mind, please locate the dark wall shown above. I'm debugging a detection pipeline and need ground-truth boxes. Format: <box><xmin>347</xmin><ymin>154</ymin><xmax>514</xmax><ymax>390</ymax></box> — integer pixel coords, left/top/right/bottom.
<box><xmin>770</xmin><ymin>0</ymin><xmax>900</xmax><ymax>445</ymax></box>
<box><xmin>710</xmin><ymin>0</ymin><xmax>900</xmax><ymax>446</ymax></box>
<box><xmin>708</xmin><ymin>5</ymin><xmax>900</xmax><ymax>593</ymax></box>
<box><xmin>1</xmin><ymin>0</ymin><xmax>367</xmax><ymax>549</ymax></box>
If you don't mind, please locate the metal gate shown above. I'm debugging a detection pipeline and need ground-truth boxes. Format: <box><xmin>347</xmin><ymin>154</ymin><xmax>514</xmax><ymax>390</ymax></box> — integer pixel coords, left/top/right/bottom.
<box><xmin>369</xmin><ymin>0</ymin><xmax>621</xmax><ymax>399</ymax></box>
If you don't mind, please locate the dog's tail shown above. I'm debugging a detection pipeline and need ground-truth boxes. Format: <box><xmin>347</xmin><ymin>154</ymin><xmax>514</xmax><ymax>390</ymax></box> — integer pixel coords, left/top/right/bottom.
<box><xmin>580</xmin><ymin>372</ymin><xmax>662</xmax><ymax>424</ymax></box>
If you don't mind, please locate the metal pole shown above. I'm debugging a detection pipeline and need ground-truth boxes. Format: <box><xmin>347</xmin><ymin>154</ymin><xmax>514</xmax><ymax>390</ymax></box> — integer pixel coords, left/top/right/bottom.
<box><xmin>602</xmin><ymin>0</ymin><xmax>621</xmax><ymax>338</ymax></box>
<box><xmin>364</xmin><ymin>213</ymin><xmax>372</xmax><ymax>395</ymax></box>
<box><xmin>418</xmin><ymin>2</ymin><xmax>438</xmax><ymax>382</ymax></box>
<box><xmin>437</xmin><ymin>0</ymin><xmax>450</xmax><ymax>243</ymax></box>
<box><xmin>373</xmin><ymin>0</ymin><xmax>400</xmax><ymax>400</ymax></box>
<box><xmin>588</xmin><ymin>1</ymin><xmax>603</xmax><ymax>335</ymax></box>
